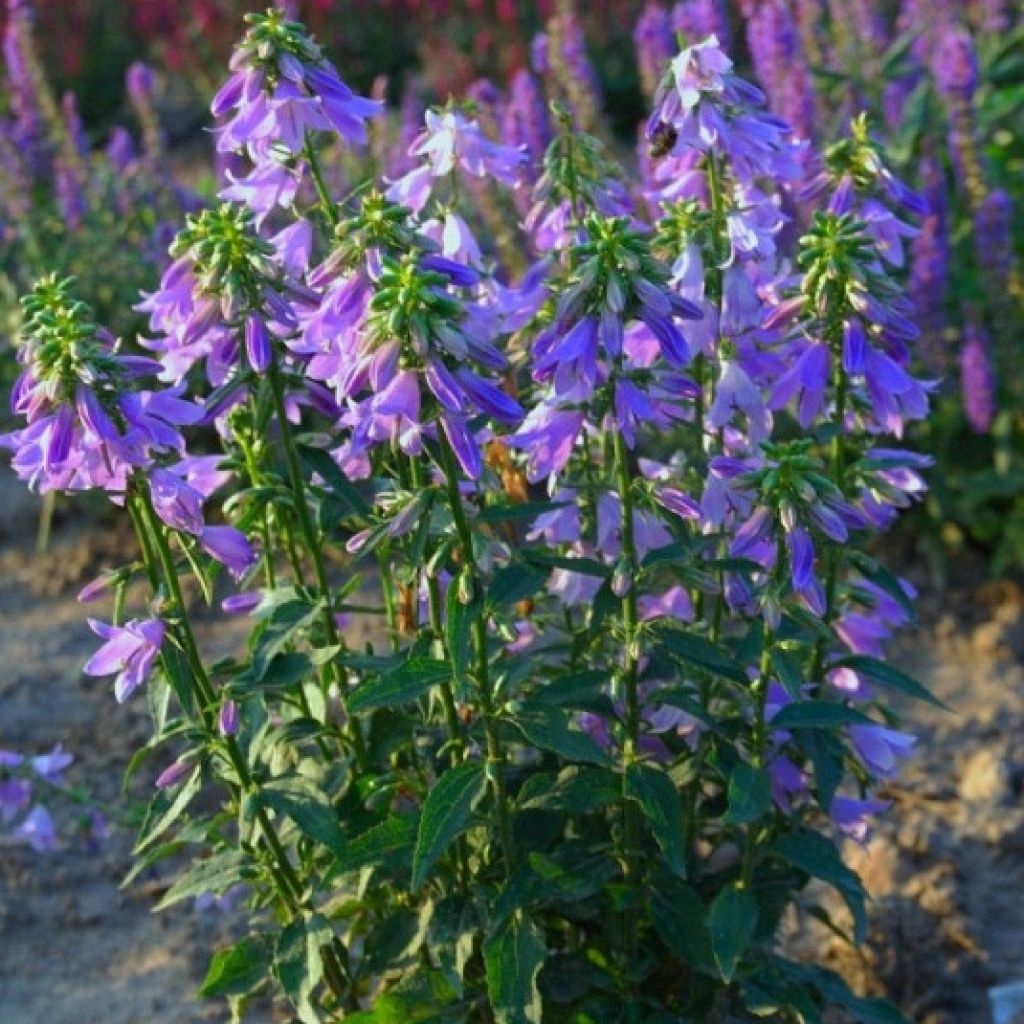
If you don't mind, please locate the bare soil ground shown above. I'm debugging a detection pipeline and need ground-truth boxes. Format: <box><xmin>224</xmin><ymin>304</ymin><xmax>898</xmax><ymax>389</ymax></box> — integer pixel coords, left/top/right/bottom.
<box><xmin>1</xmin><ymin>480</ymin><xmax>1022</xmax><ymax>1023</ymax></box>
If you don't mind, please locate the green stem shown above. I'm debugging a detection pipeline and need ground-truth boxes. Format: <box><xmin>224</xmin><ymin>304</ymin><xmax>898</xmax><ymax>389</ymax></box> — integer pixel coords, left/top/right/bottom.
<box><xmin>267</xmin><ymin>358</ymin><xmax>369</xmax><ymax>769</ymax></box>
<box><xmin>436</xmin><ymin>430</ymin><xmax>513</xmax><ymax>871</ymax></box>
<box><xmin>130</xmin><ymin>486</ymin><xmax>355</xmax><ymax>1007</ymax></box>
<box><xmin>304</xmin><ymin>134</ymin><xmax>339</xmax><ymax>229</ymax></box>
<box><xmin>611</xmin><ymin>421</ymin><xmax>643</xmax><ymax>967</ymax></box>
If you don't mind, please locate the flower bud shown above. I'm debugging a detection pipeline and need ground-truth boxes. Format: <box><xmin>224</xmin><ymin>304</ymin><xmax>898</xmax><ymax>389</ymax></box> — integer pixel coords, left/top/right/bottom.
<box><xmin>218</xmin><ymin>700</ymin><xmax>240</xmax><ymax>737</ymax></box>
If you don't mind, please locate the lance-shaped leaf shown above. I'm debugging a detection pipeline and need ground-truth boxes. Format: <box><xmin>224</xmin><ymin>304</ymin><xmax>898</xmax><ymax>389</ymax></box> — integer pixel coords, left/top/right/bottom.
<box><xmin>412</xmin><ymin>761</ymin><xmax>486</xmax><ymax>890</ymax></box>
<box><xmin>348</xmin><ymin>658</ymin><xmax>451</xmax><ymax>714</ymax></box>
<box><xmin>484</xmin><ymin>913</ymin><xmax>546</xmax><ymax>1024</ymax></box>
<box><xmin>624</xmin><ymin>762</ymin><xmax>687</xmax><ymax>877</ymax></box>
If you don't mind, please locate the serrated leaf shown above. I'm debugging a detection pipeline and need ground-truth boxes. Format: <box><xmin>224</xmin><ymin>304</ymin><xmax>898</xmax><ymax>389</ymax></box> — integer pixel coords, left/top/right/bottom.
<box><xmin>134</xmin><ymin>766</ymin><xmax>202</xmax><ymax>854</ymax></box>
<box><xmin>276</xmin><ymin>916</ymin><xmax>330</xmax><ymax>1024</ymax></box>
<box><xmin>445</xmin><ymin>589</ymin><xmax>480</xmax><ymax>688</ymax></box>
<box><xmin>516</xmin><ymin>707</ymin><xmax>612</xmax><ymax>766</ymax></box>
<box><xmin>487</xmin><ymin>563</ymin><xmax>550</xmax><ymax>608</ymax></box>
<box><xmin>654</xmin><ymin>625</ymin><xmax>750</xmax><ymax>686</ymax></box>
<box><xmin>199</xmin><ymin>936</ymin><xmax>270</xmax><ymax>998</ymax></box>
<box><xmin>329</xmin><ymin>814</ymin><xmax>418</xmax><ymax>878</ymax></box>
<box><xmin>412</xmin><ymin>762</ymin><xmax>486</xmax><ymax>890</ymax></box>
<box><xmin>234</xmin><ymin>651</ymin><xmax>313</xmax><ymax>692</ymax></box>
<box><xmin>725</xmin><ymin>762</ymin><xmax>772</xmax><ymax>825</ymax></box>
<box><xmin>624</xmin><ymin>762</ymin><xmax>687</xmax><ymax>878</ymax></box>
<box><xmin>484</xmin><ymin>914</ymin><xmax>546</xmax><ymax>1024</ymax></box>
<box><xmin>649</xmin><ymin>870</ymin><xmax>714</xmax><ymax>973</ymax></box>
<box><xmin>261</xmin><ymin>779</ymin><xmax>346</xmax><ymax>855</ymax></box>
<box><xmin>348</xmin><ymin>658</ymin><xmax>451</xmax><ymax>714</ymax></box>
<box><xmin>155</xmin><ymin>850</ymin><xmax>247</xmax><ymax>911</ymax></box>
<box><xmin>769</xmin><ymin>830</ymin><xmax>868</xmax><ymax>943</ymax></box>
<box><xmin>298</xmin><ymin>443</ymin><xmax>370</xmax><ymax>517</ymax></box>
<box><xmin>522</xmin><ymin>549</ymin><xmax>610</xmax><ymax>577</ymax></box>
<box><xmin>477</xmin><ymin>500</ymin><xmax>569</xmax><ymax>524</ymax></box>
<box><xmin>771</xmin><ymin>702</ymin><xmax>874</xmax><ymax>730</ymax></box>
<box><xmin>831</xmin><ymin>654</ymin><xmax>946</xmax><ymax>708</ymax></box>
<box><xmin>707</xmin><ymin>884</ymin><xmax>758</xmax><ymax>982</ymax></box>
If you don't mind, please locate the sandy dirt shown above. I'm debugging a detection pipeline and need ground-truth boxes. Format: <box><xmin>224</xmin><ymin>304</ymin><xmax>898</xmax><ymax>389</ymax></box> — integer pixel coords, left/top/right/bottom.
<box><xmin>1</xmin><ymin>481</ymin><xmax>1023</xmax><ymax>1023</ymax></box>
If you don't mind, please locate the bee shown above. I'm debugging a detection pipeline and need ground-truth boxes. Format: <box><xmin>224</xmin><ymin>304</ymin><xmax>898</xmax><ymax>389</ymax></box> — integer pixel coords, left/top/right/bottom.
<box><xmin>649</xmin><ymin>122</ymin><xmax>678</xmax><ymax>159</ymax></box>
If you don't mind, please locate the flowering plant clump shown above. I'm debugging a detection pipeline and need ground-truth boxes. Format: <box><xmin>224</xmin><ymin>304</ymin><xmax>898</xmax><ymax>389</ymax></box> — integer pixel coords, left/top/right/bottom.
<box><xmin>3</xmin><ymin>11</ymin><xmax>940</xmax><ymax>1022</ymax></box>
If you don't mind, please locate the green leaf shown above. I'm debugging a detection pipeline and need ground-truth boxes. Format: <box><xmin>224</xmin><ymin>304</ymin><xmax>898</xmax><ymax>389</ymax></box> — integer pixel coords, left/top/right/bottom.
<box><xmin>487</xmin><ymin>563</ymin><xmax>550</xmax><ymax>608</ymax></box>
<box><xmin>261</xmin><ymin>778</ymin><xmax>346</xmax><ymax>855</ymax></box>
<box><xmin>477</xmin><ymin>500</ymin><xmax>569</xmax><ymax>524</ymax></box>
<box><xmin>484</xmin><ymin>914</ymin><xmax>546</xmax><ymax>1024</ymax></box>
<box><xmin>516</xmin><ymin>706</ymin><xmax>613</xmax><ymax>766</ymax></box>
<box><xmin>771</xmin><ymin>702</ymin><xmax>874</xmax><ymax>730</ymax></box>
<box><xmin>707</xmin><ymin>884</ymin><xmax>758</xmax><ymax>983</ymax></box>
<box><xmin>199</xmin><ymin>936</ymin><xmax>270</xmax><ymax>997</ymax></box>
<box><xmin>725</xmin><ymin>762</ymin><xmax>772</xmax><ymax>825</ymax></box>
<box><xmin>155</xmin><ymin>850</ymin><xmax>247</xmax><ymax>911</ymax></box>
<box><xmin>445</xmin><ymin>588</ymin><xmax>480</xmax><ymax>688</ymax></box>
<box><xmin>134</xmin><ymin>766</ymin><xmax>203</xmax><ymax>854</ymax></box>
<box><xmin>522</xmin><ymin>549</ymin><xmax>610</xmax><ymax>577</ymax></box>
<box><xmin>624</xmin><ymin>762</ymin><xmax>687</xmax><ymax>878</ymax></box>
<box><xmin>251</xmin><ymin>598</ymin><xmax>320</xmax><ymax>679</ymax></box>
<box><xmin>654</xmin><ymin>625</ymin><xmax>750</xmax><ymax>686</ymax></box>
<box><xmin>831</xmin><ymin>654</ymin><xmax>946</xmax><ymax>708</ymax></box>
<box><xmin>769</xmin><ymin>830</ymin><xmax>868</xmax><ymax>943</ymax></box>
<box><xmin>234</xmin><ymin>651</ymin><xmax>313</xmax><ymax>692</ymax></box>
<box><xmin>348</xmin><ymin>658</ymin><xmax>451</xmax><ymax>714</ymax></box>
<box><xmin>412</xmin><ymin>762</ymin><xmax>486</xmax><ymax>890</ymax></box>
<box><xmin>648</xmin><ymin>870</ymin><xmax>714</xmax><ymax>973</ymax></box>
<box><xmin>330</xmin><ymin>814</ymin><xmax>418</xmax><ymax>878</ymax></box>
<box><xmin>276</xmin><ymin>916</ymin><xmax>331</xmax><ymax>1024</ymax></box>
<box><xmin>770</xmin><ymin>648</ymin><xmax>804</xmax><ymax>700</ymax></box>
<box><xmin>343</xmin><ymin>969</ymin><xmax>460</xmax><ymax>1022</ymax></box>
<box><xmin>527</xmin><ymin>670</ymin><xmax>607</xmax><ymax>709</ymax></box>
<box><xmin>298</xmin><ymin>443</ymin><xmax>370</xmax><ymax>517</ymax></box>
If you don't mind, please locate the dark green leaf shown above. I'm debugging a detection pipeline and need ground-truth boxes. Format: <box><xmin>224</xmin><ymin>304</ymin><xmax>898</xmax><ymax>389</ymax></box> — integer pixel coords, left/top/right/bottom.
<box><xmin>516</xmin><ymin>707</ymin><xmax>613</xmax><ymax>767</ymax></box>
<box><xmin>261</xmin><ymin>779</ymin><xmax>346</xmax><ymax>855</ymax></box>
<box><xmin>484</xmin><ymin>914</ymin><xmax>546</xmax><ymax>1024</ymax></box>
<box><xmin>477</xmin><ymin>500</ymin><xmax>569</xmax><ymax>524</ymax></box>
<box><xmin>527</xmin><ymin>670</ymin><xmax>607</xmax><ymax>709</ymax></box>
<box><xmin>725</xmin><ymin>762</ymin><xmax>772</xmax><ymax>825</ymax></box>
<box><xmin>348</xmin><ymin>658</ymin><xmax>451</xmax><ymax>714</ymax></box>
<box><xmin>298</xmin><ymin>443</ymin><xmax>370</xmax><ymax>517</ymax></box>
<box><xmin>654</xmin><ymin>625</ymin><xmax>750</xmax><ymax>686</ymax></box>
<box><xmin>648</xmin><ymin>870</ymin><xmax>713</xmax><ymax>973</ymax></box>
<box><xmin>522</xmin><ymin>549</ymin><xmax>610</xmax><ymax>577</ymax></box>
<box><xmin>199</xmin><ymin>936</ymin><xmax>270</xmax><ymax>997</ymax></box>
<box><xmin>832</xmin><ymin>654</ymin><xmax>946</xmax><ymax>708</ymax></box>
<box><xmin>487</xmin><ymin>563</ymin><xmax>550</xmax><ymax>608</ymax></box>
<box><xmin>155</xmin><ymin>850</ymin><xmax>247</xmax><ymax>911</ymax></box>
<box><xmin>769</xmin><ymin>830</ymin><xmax>867</xmax><ymax>943</ymax></box>
<box><xmin>234</xmin><ymin>651</ymin><xmax>313</xmax><ymax>692</ymax></box>
<box><xmin>445</xmin><ymin>589</ymin><xmax>480</xmax><ymax>688</ymax></box>
<box><xmin>770</xmin><ymin>648</ymin><xmax>804</xmax><ymax>700</ymax></box>
<box><xmin>707</xmin><ymin>884</ymin><xmax>758</xmax><ymax>982</ymax></box>
<box><xmin>276</xmin><ymin>916</ymin><xmax>331</xmax><ymax>1024</ymax></box>
<box><xmin>771</xmin><ymin>702</ymin><xmax>874</xmax><ymax>730</ymax></box>
<box><xmin>624</xmin><ymin>762</ymin><xmax>686</xmax><ymax>878</ymax></box>
<box><xmin>412</xmin><ymin>762</ymin><xmax>486</xmax><ymax>890</ymax></box>
<box><xmin>330</xmin><ymin>814</ymin><xmax>418</xmax><ymax>878</ymax></box>
<box><xmin>134</xmin><ymin>766</ymin><xmax>202</xmax><ymax>854</ymax></box>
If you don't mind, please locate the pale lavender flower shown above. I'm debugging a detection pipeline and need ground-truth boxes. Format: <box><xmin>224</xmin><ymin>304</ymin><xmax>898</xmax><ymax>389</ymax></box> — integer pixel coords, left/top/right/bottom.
<box><xmin>15</xmin><ymin>804</ymin><xmax>56</xmax><ymax>852</ymax></box>
<box><xmin>83</xmin><ymin>618</ymin><xmax>165</xmax><ymax>702</ymax></box>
